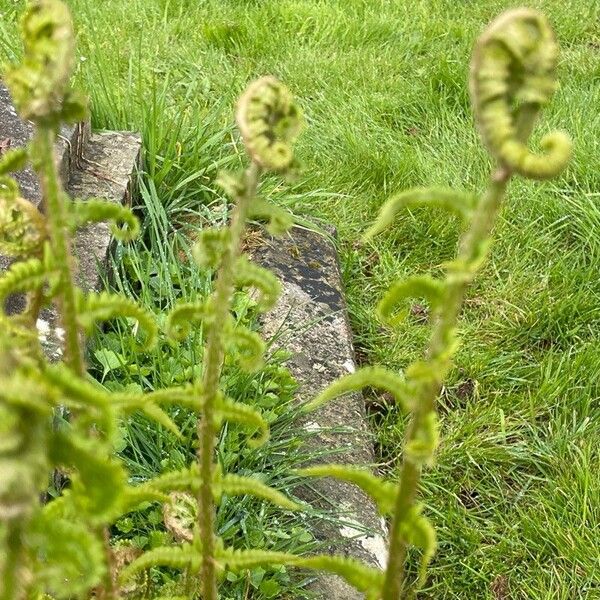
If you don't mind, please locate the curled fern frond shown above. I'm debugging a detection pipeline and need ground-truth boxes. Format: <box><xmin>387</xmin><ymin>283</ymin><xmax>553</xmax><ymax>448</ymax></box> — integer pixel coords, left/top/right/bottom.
<box><xmin>248</xmin><ymin>197</ymin><xmax>294</xmax><ymax>236</ymax></box>
<box><xmin>217</xmin><ymin>473</ymin><xmax>300</xmax><ymax>510</ymax></box>
<box><xmin>304</xmin><ymin>366</ymin><xmax>412</xmax><ymax>412</ymax></box>
<box><xmin>365</xmin><ymin>188</ymin><xmax>477</xmax><ymax>240</ymax></box>
<box><xmin>163</xmin><ymin>492</ymin><xmax>197</xmax><ymax>543</ymax></box>
<box><xmin>470</xmin><ymin>8</ymin><xmax>572</xmax><ymax>179</ymax></box>
<box><xmin>119</xmin><ymin>544</ymin><xmax>201</xmax><ymax>583</ymax></box>
<box><xmin>227</xmin><ymin>324</ymin><xmax>266</xmax><ymax>372</ymax></box>
<box><xmin>216</xmin><ymin>395</ymin><xmax>269</xmax><ymax>447</ymax></box>
<box><xmin>0</xmin><ymin>257</ymin><xmax>48</xmax><ymax>306</ymax></box>
<box><xmin>218</xmin><ymin>548</ymin><xmax>384</xmax><ymax>600</ymax></box>
<box><xmin>5</xmin><ymin>0</ymin><xmax>86</xmax><ymax>123</ymax></box>
<box><xmin>28</xmin><ymin>512</ymin><xmax>106</xmax><ymax>597</ymax></box>
<box><xmin>137</xmin><ymin>465</ymin><xmax>200</xmax><ymax>494</ymax></box>
<box><xmin>164</xmin><ymin>300</ymin><xmax>212</xmax><ymax>341</ymax></box>
<box><xmin>192</xmin><ymin>228</ymin><xmax>230</xmax><ymax>269</ymax></box>
<box><xmin>0</xmin><ymin>148</ymin><xmax>28</xmax><ymax>175</ymax></box>
<box><xmin>71</xmin><ymin>199</ymin><xmax>140</xmax><ymax>242</ymax></box>
<box><xmin>234</xmin><ymin>257</ymin><xmax>280</xmax><ymax>312</ymax></box>
<box><xmin>298</xmin><ymin>464</ymin><xmax>397</xmax><ymax>516</ymax></box>
<box><xmin>49</xmin><ymin>431</ymin><xmax>127</xmax><ymax>523</ymax></box>
<box><xmin>76</xmin><ymin>290</ymin><xmax>158</xmax><ymax>350</ymax></box>
<box><xmin>0</xmin><ymin>190</ymin><xmax>47</xmax><ymax>257</ymax></box>
<box><xmin>377</xmin><ymin>275</ymin><xmax>446</xmax><ymax>326</ymax></box>
<box><xmin>236</xmin><ymin>76</ymin><xmax>304</xmax><ymax>171</ymax></box>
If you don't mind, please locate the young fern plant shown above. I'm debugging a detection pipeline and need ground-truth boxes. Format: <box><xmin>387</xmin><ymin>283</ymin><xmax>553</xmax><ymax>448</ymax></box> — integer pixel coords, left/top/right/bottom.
<box><xmin>0</xmin><ymin>2</ymin><xmax>191</xmax><ymax>598</ymax></box>
<box><xmin>120</xmin><ymin>77</ymin><xmax>378</xmax><ymax>596</ymax></box>
<box><xmin>298</xmin><ymin>8</ymin><xmax>572</xmax><ymax>599</ymax></box>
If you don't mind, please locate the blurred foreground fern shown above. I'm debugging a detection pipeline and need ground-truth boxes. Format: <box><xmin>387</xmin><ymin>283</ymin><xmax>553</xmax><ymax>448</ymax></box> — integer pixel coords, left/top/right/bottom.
<box><xmin>301</xmin><ymin>7</ymin><xmax>572</xmax><ymax>599</ymax></box>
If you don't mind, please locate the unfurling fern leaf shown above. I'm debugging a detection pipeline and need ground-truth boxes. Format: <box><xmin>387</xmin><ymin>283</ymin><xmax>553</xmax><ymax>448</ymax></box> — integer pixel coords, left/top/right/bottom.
<box><xmin>217</xmin><ymin>473</ymin><xmax>300</xmax><ymax>510</ymax></box>
<box><xmin>118</xmin><ymin>486</ymin><xmax>170</xmax><ymax>515</ymax></box>
<box><xmin>192</xmin><ymin>228</ymin><xmax>230</xmax><ymax>269</ymax></box>
<box><xmin>298</xmin><ymin>464</ymin><xmax>397</xmax><ymax>516</ymax></box>
<box><xmin>137</xmin><ymin>465</ymin><xmax>201</xmax><ymax>494</ymax></box>
<box><xmin>470</xmin><ymin>8</ymin><xmax>572</xmax><ymax>179</ymax></box>
<box><xmin>70</xmin><ymin>198</ymin><xmax>140</xmax><ymax>242</ymax></box>
<box><xmin>48</xmin><ymin>431</ymin><xmax>126</xmax><ymax>523</ymax></box>
<box><xmin>364</xmin><ymin>188</ymin><xmax>477</xmax><ymax>240</ymax></box>
<box><xmin>218</xmin><ymin>548</ymin><xmax>384</xmax><ymax>600</ymax></box>
<box><xmin>113</xmin><ymin>385</ymin><xmax>204</xmax><ymax>413</ymax></box>
<box><xmin>234</xmin><ymin>256</ymin><xmax>280</xmax><ymax>312</ymax></box>
<box><xmin>377</xmin><ymin>275</ymin><xmax>445</xmax><ymax>326</ymax></box>
<box><xmin>215</xmin><ymin>394</ymin><xmax>269</xmax><ymax>447</ymax></box>
<box><xmin>44</xmin><ymin>366</ymin><xmax>187</xmax><ymax>437</ymax></box>
<box><xmin>164</xmin><ymin>300</ymin><xmax>212</xmax><ymax>341</ymax></box>
<box><xmin>119</xmin><ymin>544</ymin><xmax>202</xmax><ymax>583</ymax></box>
<box><xmin>0</xmin><ymin>185</ymin><xmax>46</xmax><ymax>257</ymax></box>
<box><xmin>138</xmin><ymin>403</ymin><xmax>182</xmax><ymax>438</ymax></box>
<box><xmin>248</xmin><ymin>197</ymin><xmax>293</xmax><ymax>236</ymax></box>
<box><xmin>404</xmin><ymin>411</ymin><xmax>440</xmax><ymax>467</ymax></box>
<box><xmin>226</xmin><ymin>323</ymin><xmax>265</xmax><ymax>372</ymax></box>
<box><xmin>75</xmin><ymin>290</ymin><xmax>158</xmax><ymax>349</ymax></box>
<box><xmin>0</xmin><ymin>257</ymin><xmax>48</xmax><ymax>306</ymax></box>
<box><xmin>235</xmin><ymin>76</ymin><xmax>304</xmax><ymax>171</ymax></box>
<box><xmin>304</xmin><ymin>366</ymin><xmax>412</xmax><ymax>412</ymax></box>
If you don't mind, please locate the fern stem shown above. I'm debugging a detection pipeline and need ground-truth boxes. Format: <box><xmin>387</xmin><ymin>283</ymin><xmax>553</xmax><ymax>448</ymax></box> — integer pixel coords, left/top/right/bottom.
<box><xmin>197</xmin><ymin>163</ymin><xmax>260</xmax><ymax>599</ymax></box>
<box><xmin>34</xmin><ymin>127</ymin><xmax>84</xmax><ymax>376</ymax></box>
<box><xmin>1</xmin><ymin>521</ymin><xmax>23</xmax><ymax>600</ymax></box>
<box><xmin>382</xmin><ymin>168</ymin><xmax>510</xmax><ymax>599</ymax></box>
<box><xmin>36</xmin><ymin>128</ymin><xmax>120</xmax><ymax>598</ymax></box>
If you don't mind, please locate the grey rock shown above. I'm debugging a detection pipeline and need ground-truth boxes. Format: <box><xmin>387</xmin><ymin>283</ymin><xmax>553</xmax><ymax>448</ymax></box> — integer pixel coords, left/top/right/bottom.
<box><xmin>254</xmin><ymin>227</ymin><xmax>387</xmax><ymax>598</ymax></box>
<box><xmin>69</xmin><ymin>130</ymin><xmax>141</xmax><ymax>292</ymax></box>
<box><xmin>37</xmin><ymin>131</ymin><xmax>142</xmax><ymax>358</ymax></box>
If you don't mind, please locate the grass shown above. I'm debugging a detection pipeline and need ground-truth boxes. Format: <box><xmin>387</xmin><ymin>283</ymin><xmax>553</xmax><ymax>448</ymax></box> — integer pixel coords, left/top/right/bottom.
<box><xmin>1</xmin><ymin>0</ymin><xmax>599</xmax><ymax>597</ymax></box>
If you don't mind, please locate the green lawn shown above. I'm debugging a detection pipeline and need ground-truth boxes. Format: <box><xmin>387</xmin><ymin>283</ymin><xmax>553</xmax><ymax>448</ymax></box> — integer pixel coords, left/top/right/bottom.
<box><xmin>1</xmin><ymin>0</ymin><xmax>599</xmax><ymax>597</ymax></box>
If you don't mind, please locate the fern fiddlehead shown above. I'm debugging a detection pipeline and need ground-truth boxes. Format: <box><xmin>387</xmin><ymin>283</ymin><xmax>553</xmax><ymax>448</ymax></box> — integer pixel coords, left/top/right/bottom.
<box><xmin>377</xmin><ymin>9</ymin><xmax>572</xmax><ymax>598</ymax></box>
<box><xmin>178</xmin><ymin>76</ymin><xmax>304</xmax><ymax>599</ymax></box>
<box><xmin>299</xmin><ymin>9</ymin><xmax>572</xmax><ymax>599</ymax></box>
<box><xmin>469</xmin><ymin>8</ymin><xmax>572</xmax><ymax>180</ymax></box>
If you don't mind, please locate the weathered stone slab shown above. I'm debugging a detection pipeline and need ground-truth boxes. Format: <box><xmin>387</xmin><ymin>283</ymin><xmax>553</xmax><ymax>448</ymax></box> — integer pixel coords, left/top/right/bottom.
<box><xmin>36</xmin><ymin>131</ymin><xmax>141</xmax><ymax>359</ymax></box>
<box><xmin>69</xmin><ymin>130</ymin><xmax>141</xmax><ymax>292</ymax></box>
<box><xmin>254</xmin><ymin>227</ymin><xmax>387</xmax><ymax>598</ymax></box>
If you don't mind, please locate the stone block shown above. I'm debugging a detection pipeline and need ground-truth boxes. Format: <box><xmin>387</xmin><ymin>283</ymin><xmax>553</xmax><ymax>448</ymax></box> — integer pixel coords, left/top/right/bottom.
<box><xmin>254</xmin><ymin>227</ymin><xmax>387</xmax><ymax>598</ymax></box>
